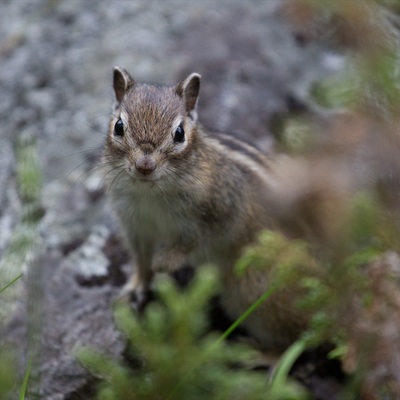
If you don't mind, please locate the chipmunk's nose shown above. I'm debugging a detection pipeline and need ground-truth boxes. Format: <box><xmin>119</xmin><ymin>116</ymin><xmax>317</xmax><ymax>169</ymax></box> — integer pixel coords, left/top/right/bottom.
<box><xmin>135</xmin><ymin>155</ymin><xmax>156</xmax><ymax>175</ymax></box>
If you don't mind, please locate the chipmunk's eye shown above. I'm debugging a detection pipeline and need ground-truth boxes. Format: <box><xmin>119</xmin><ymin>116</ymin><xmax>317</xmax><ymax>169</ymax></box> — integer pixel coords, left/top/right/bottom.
<box><xmin>114</xmin><ymin>118</ymin><xmax>124</xmax><ymax>137</ymax></box>
<box><xmin>173</xmin><ymin>124</ymin><xmax>185</xmax><ymax>143</ymax></box>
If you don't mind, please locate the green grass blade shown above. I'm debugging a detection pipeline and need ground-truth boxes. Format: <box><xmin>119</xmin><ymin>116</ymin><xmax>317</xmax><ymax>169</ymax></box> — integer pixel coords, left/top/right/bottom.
<box><xmin>217</xmin><ymin>284</ymin><xmax>277</xmax><ymax>343</ymax></box>
<box><xmin>19</xmin><ymin>357</ymin><xmax>32</xmax><ymax>400</ymax></box>
<box><xmin>270</xmin><ymin>339</ymin><xmax>306</xmax><ymax>391</ymax></box>
<box><xmin>0</xmin><ymin>274</ymin><xmax>22</xmax><ymax>295</ymax></box>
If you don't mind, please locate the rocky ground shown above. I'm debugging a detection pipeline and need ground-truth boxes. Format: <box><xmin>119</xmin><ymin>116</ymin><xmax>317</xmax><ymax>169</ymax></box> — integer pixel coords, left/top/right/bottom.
<box><xmin>0</xmin><ymin>1</ymin><xmax>345</xmax><ymax>398</ymax></box>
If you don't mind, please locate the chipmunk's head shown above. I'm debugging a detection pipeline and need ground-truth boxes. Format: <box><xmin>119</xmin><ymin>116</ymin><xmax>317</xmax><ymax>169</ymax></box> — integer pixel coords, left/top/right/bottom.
<box><xmin>104</xmin><ymin>67</ymin><xmax>201</xmax><ymax>183</ymax></box>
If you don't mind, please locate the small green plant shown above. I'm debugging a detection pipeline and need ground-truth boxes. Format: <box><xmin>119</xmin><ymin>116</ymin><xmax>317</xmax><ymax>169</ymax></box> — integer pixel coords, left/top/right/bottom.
<box><xmin>79</xmin><ymin>267</ymin><xmax>309</xmax><ymax>400</ymax></box>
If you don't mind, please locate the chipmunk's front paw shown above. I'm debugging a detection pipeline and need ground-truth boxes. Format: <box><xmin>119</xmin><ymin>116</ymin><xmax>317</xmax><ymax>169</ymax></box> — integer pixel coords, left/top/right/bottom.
<box><xmin>115</xmin><ymin>274</ymin><xmax>151</xmax><ymax>312</ymax></box>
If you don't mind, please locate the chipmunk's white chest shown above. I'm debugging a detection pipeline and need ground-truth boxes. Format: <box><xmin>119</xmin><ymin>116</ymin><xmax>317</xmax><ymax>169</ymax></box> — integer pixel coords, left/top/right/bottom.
<box><xmin>112</xmin><ymin>180</ymin><xmax>188</xmax><ymax>244</ymax></box>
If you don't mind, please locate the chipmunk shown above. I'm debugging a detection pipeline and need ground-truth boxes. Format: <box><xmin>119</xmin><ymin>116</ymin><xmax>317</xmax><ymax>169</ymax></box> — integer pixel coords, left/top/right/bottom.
<box><xmin>103</xmin><ymin>67</ymin><xmax>311</xmax><ymax>352</ymax></box>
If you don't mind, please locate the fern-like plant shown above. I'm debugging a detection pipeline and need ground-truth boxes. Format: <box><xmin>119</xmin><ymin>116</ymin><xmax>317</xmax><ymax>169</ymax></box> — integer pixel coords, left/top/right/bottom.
<box><xmin>79</xmin><ymin>267</ymin><xmax>309</xmax><ymax>400</ymax></box>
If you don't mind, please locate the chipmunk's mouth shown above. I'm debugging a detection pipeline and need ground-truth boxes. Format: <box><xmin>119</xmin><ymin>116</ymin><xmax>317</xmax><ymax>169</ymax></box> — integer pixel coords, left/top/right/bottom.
<box><xmin>136</xmin><ymin>177</ymin><xmax>155</xmax><ymax>183</ymax></box>
<box><xmin>126</xmin><ymin>167</ymin><xmax>157</xmax><ymax>182</ymax></box>
<box><xmin>131</xmin><ymin>173</ymin><xmax>160</xmax><ymax>184</ymax></box>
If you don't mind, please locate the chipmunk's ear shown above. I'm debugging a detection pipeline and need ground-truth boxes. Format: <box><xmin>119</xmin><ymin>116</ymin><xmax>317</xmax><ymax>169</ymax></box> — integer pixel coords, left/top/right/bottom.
<box><xmin>176</xmin><ymin>73</ymin><xmax>201</xmax><ymax>118</ymax></box>
<box><xmin>113</xmin><ymin>66</ymin><xmax>135</xmax><ymax>103</ymax></box>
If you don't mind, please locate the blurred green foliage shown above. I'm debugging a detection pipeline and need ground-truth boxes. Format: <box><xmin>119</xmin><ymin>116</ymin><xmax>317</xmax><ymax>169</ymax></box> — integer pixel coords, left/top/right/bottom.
<box><xmin>235</xmin><ymin>191</ymin><xmax>400</xmax><ymax>398</ymax></box>
<box><xmin>1</xmin><ymin>138</ymin><xmax>43</xmax><ymax>287</ymax></box>
<box><xmin>0</xmin><ymin>138</ymin><xmax>43</xmax><ymax>398</ymax></box>
<box><xmin>0</xmin><ymin>350</ymin><xmax>17</xmax><ymax>399</ymax></box>
<box><xmin>79</xmin><ymin>268</ymin><xmax>309</xmax><ymax>400</ymax></box>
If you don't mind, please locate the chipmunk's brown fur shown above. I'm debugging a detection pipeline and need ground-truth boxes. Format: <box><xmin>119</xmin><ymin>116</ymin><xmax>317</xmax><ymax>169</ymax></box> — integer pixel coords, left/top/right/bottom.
<box><xmin>103</xmin><ymin>67</ymin><xmax>309</xmax><ymax>352</ymax></box>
